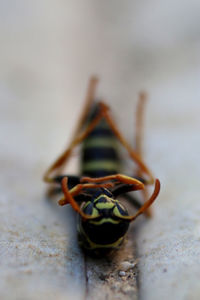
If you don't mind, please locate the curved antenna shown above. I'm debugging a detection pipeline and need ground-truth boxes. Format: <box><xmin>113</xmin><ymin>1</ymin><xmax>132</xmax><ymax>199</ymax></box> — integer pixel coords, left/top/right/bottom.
<box><xmin>81</xmin><ymin>173</ymin><xmax>144</xmax><ymax>191</ymax></box>
<box><xmin>118</xmin><ymin>179</ymin><xmax>160</xmax><ymax>222</ymax></box>
<box><xmin>74</xmin><ymin>76</ymin><xmax>99</xmax><ymax>137</ymax></box>
<box><xmin>61</xmin><ymin>177</ymin><xmax>107</xmax><ymax>221</ymax></box>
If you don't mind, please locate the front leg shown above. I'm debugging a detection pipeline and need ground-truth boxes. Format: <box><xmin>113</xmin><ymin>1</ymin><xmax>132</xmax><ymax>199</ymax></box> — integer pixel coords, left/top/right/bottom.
<box><xmin>43</xmin><ymin>76</ymin><xmax>99</xmax><ymax>183</ymax></box>
<box><xmin>58</xmin><ymin>176</ymin><xmax>114</xmax><ymax>206</ymax></box>
<box><xmin>59</xmin><ymin>177</ymin><xmax>113</xmax><ymax>221</ymax></box>
<box><xmin>46</xmin><ymin>175</ymin><xmax>81</xmax><ymax>198</ymax></box>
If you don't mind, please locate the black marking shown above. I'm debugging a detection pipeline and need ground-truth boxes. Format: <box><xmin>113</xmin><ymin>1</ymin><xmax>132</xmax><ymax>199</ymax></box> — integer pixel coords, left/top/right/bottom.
<box><xmin>74</xmin><ymin>192</ymin><xmax>93</xmax><ymax>204</ymax></box>
<box><xmin>53</xmin><ymin>175</ymin><xmax>81</xmax><ymax>189</ymax></box>
<box><xmin>81</xmin><ymin>102</ymin><xmax>120</xmax><ymax>179</ymax></box>
<box><xmin>88</xmin><ymin>127</ymin><xmax>115</xmax><ymax>138</ymax></box>
<box><xmin>82</xmin><ymin>169</ymin><xmax>118</xmax><ymax>177</ymax></box>
<box><xmin>81</xmin><ymin>220</ymin><xmax>129</xmax><ymax>245</ymax></box>
<box><xmin>82</xmin><ymin>147</ymin><xmax>119</xmax><ymax>162</ymax></box>
<box><xmin>95</xmin><ymin>197</ymin><xmax>109</xmax><ymax>204</ymax></box>
<box><xmin>112</xmin><ymin>183</ymin><xmax>137</xmax><ymax>197</ymax></box>
<box><xmin>83</xmin><ymin>202</ymin><xmax>94</xmax><ymax>215</ymax></box>
<box><xmin>116</xmin><ymin>203</ymin><xmax>129</xmax><ymax>216</ymax></box>
<box><xmin>102</xmin><ymin>188</ymin><xmax>113</xmax><ymax>197</ymax></box>
<box><xmin>90</xmin><ymin>188</ymin><xmax>113</xmax><ymax>201</ymax></box>
<box><xmin>95</xmin><ymin>208</ymin><xmax>113</xmax><ymax>217</ymax></box>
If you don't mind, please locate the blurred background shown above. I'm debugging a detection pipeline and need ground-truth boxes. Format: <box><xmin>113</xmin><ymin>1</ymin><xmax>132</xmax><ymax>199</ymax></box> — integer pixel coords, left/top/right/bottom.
<box><xmin>1</xmin><ymin>0</ymin><xmax>200</xmax><ymax>161</ymax></box>
<box><xmin>1</xmin><ymin>1</ymin><xmax>200</xmax><ymax>300</ymax></box>
<box><xmin>1</xmin><ymin>0</ymin><xmax>200</xmax><ymax>171</ymax></box>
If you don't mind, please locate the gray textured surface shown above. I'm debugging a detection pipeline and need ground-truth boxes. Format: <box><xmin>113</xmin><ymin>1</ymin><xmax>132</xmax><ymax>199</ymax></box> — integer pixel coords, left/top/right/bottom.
<box><xmin>85</xmin><ymin>231</ymin><xmax>138</xmax><ymax>300</ymax></box>
<box><xmin>1</xmin><ymin>95</ymin><xmax>86</xmax><ymax>300</ymax></box>
<box><xmin>136</xmin><ymin>74</ymin><xmax>200</xmax><ymax>300</ymax></box>
<box><xmin>1</xmin><ymin>1</ymin><xmax>200</xmax><ymax>299</ymax></box>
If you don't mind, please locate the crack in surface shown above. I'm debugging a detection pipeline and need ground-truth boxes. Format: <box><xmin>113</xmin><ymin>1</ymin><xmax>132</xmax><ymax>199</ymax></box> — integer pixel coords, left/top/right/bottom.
<box><xmin>83</xmin><ymin>228</ymin><xmax>139</xmax><ymax>300</ymax></box>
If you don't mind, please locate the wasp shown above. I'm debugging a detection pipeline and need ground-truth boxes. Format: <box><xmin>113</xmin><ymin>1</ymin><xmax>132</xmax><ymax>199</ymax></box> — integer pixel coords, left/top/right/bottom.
<box><xmin>43</xmin><ymin>77</ymin><xmax>160</xmax><ymax>255</ymax></box>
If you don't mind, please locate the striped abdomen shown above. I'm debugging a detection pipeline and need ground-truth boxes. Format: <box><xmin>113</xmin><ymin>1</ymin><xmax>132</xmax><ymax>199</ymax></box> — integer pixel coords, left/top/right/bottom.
<box><xmin>81</xmin><ymin>108</ymin><xmax>120</xmax><ymax>177</ymax></box>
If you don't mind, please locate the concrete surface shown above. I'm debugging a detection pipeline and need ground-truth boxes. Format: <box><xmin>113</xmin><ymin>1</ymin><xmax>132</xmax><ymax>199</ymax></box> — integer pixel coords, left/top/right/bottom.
<box><xmin>1</xmin><ymin>1</ymin><xmax>200</xmax><ymax>300</ymax></box>
<box><xmin>136</xmin><ymin>69</ymin><xmax>200</xmax><ymax>300</ymax></box>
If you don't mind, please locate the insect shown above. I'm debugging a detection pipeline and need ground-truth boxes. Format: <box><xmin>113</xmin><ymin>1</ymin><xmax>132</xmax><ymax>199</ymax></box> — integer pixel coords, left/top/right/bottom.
<box><xmin>43</xmin><ymin>77</ymin><xmax>160</xmax><ymax>255</ymax></box>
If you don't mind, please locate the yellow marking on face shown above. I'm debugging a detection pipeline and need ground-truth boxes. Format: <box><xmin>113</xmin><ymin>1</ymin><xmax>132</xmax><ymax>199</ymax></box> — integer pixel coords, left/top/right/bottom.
<box><xmin>93</xmin><ymin>195</ymin><xmax>114</xmax><ymax>203</ymax></box>
<box><xmin>95</xmin><ymin>202</ymin><xmax>115</xmax><ymax>210</ymax></box>
<box><xmin>89</xmin><ymin>217</ymin><xmax>120</xmax><ymax>225</ymax></box>
<box><xmin>90</xmin><ymin>207</ymin><xmax>100</xmax><ymax>218</ymax></box>
<box><xmin>113</xmin><ymin>206</ymin><xmax>122</xmax><ymax>217</ymax></box>
<box><xmin>83</xmin><ymin>202</ymin><xmax>100</xmax><ymax>217</ymax></box>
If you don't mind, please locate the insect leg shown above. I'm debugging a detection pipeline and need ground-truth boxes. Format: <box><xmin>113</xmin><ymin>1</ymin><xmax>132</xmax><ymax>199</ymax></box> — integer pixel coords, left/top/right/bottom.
<box><xmin>122</xmin><ymin>194</ymin><xmax>142</xmax><ymax>209</ymax></box>
<box><xmin>47</xmin><ymin>175</ymin><xmax>81</xmax><ymax>195</ymax></box>
<box><xmin>43</xmin><ymin>88</ymin><xmax>107</xmax><ymax>183</ymax></box>
<box><xmin>60</xmin><ymin>177</ymin><xmax>112</xmax><ymax>220</ymax></box>
<box><xmin>111</xmin><ymin>183</ymin><xmax>143</xmax><ymax>209</ymax></box>
<box><xmin>58</xmin><ymin>175</ymin><xmax>114</xmax><ymax>206</ymax></box>
<box><xmin>97</xmin><ymin>102</ymin><xmax>154</xmax><ymax>184</ymax></box>
<box><xmin>112</xmin><ymin>187</ymin><xmax>144</xmax><ymax>211</ymax></box>
<box><xmin>134</xmin><ymin>92</ymin><xmax>152</xmax><ymax>216</ymax></box>
<box><xmin>117</xmin><ymin>179</ymin><xmax>160</xmax><ymax>222</ymax></box>
<box><xmin>73</xmin><ymin>76</ymin><xmax>98</xmax><ymax>137</ymax></box>
<box><xmin>135</xmin><ymin>92</ymin><xmax>147</xmax><ymax>159</ymax></box>
<box><xmin>81</xmin><ymin>175</ymin><xmax>148</xmax><ymax>210</ymax></box>
<box><xmin>43</xmin><ymin>76</ymin><xmax>98</xmax><ymax>183</ymax></box>
<box><xmin>45</xmin><ymin>175</ymin><xmax>81</xmax><ymax>202</ymax></box>
<box><xmin>81</xmin><ymin>173</ymin><xmax>144</xmax><ymax>191</ymax></box>
<box><xmin>43</xmin><ymin>113</ymin><xmax>102</xmax><ymax>182</ymax></box>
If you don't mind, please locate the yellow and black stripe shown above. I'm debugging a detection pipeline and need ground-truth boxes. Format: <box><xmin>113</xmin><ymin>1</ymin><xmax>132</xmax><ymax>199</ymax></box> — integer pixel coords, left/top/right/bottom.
<box><xmin>77</xmin><ymin>104</ymin><xmax>131</xmax><ymax>253</ymax></box>
<box><xmin>81</xmin><ymin>106</ymin><xmax>121</xmax><ymax>177</ymax></box>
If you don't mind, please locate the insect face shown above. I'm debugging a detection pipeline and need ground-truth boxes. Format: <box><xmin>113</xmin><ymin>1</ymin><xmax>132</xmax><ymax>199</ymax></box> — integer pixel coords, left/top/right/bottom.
<box><xmin>77</xmin><ymin>190</ymin><xmax>130</xmax><ymax>252</ymax></box>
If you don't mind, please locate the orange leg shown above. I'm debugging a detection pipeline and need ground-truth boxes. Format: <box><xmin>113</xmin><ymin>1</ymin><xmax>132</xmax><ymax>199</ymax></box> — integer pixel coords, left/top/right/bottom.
<box><xmin>73</xmin><ymin>76</ymin><xmax>98</xmax><ymax>137</ymax></box>
<box><xmin>43</xmin><ymin>76</ymin><xmax>98</xmax><ymax>183</ymax></box>
<box><xmin>119</xmin><ymin>179</ymin><xmax>160</xmax><ymax>222</ymax></box>
<box><xmin>81</xmin><ymin>174</ymin><xmax>144</xmax><ymax>191</ymax></box>
<box><xmin>44</xmin><ymin>100</ymin><xmax>154</xmax><ymax>185</ymax></box>
<box><xmin>60</xmin><ymin>177</ymin><xmax>107</xmax><ymax>220</ymax></box>
<box><xmin>135</xmin><ymin>92</ymin><xmax>152</xmax><ymax>216</ymax></box>
<box><xmin>60</xmin><ymin>177</ymin><xmax>160</xmax><ymax>222</ymax></box>
<box><xmin>58</xmin><ymin>180</ymin><xmax>114</xmax><ymax>206</ymax></box>
<box><xmin>135</xmin><ymin>92</ymin><xmax>147</xmax><ymax>157</ymax></box>
<box><xmin>43</xmin><ymin>107</ymin><xmax>105</xmax><ymax>183</ymax></box>
<box><xmin>44</xmin><ymin>78</ymin><xmax>154</xmax><ymax>186</ymax></box>
<box><xmin>98</xmin><ymin>102</ymin><xmax>154</xmax><ymax>183</ymax></box>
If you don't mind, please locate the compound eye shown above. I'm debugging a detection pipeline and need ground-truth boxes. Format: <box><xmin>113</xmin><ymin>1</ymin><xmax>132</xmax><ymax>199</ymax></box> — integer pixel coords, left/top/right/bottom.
<box><xmin>83</xmin><ymin>202</ymin><xmax>100</xmax><ymax>217</ymax></box>
<box><xmin>113</xmin><ymin>203</ymin><xmax>129</xmax><ymax>218</ymax></box>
